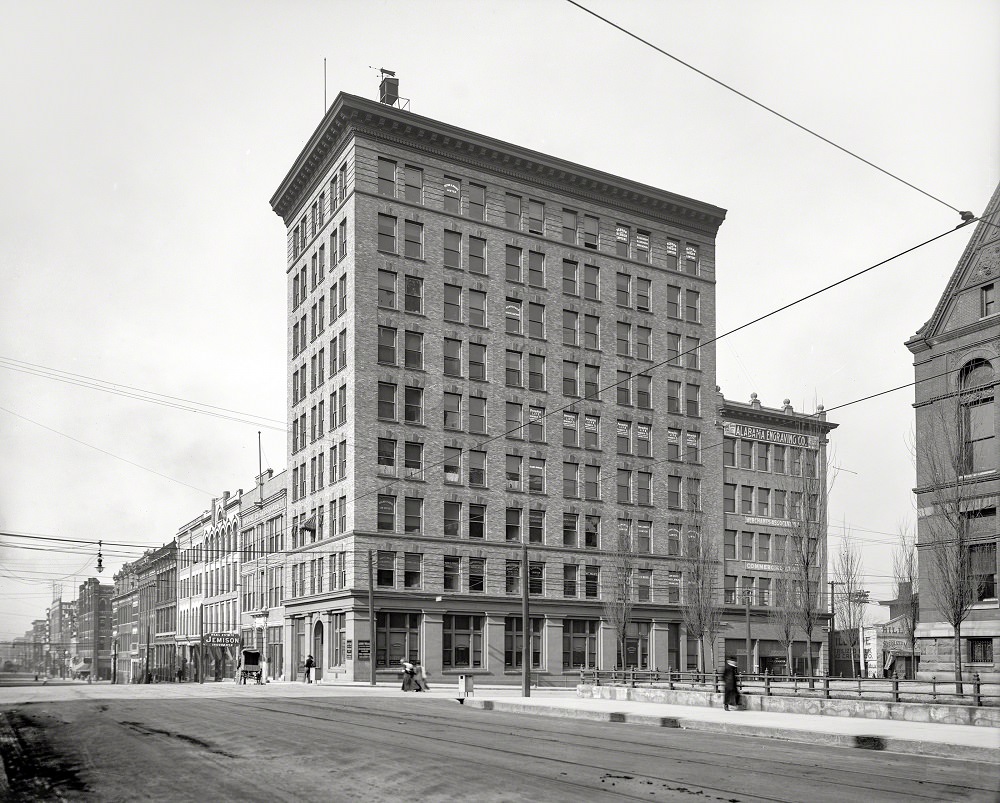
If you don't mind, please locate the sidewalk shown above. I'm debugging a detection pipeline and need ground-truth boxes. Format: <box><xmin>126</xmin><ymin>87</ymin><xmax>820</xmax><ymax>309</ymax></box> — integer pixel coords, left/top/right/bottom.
<box><xmin>460</xmin><ymin>691</ymin><xmax>1000</xmax><ymax>763</ymax></box>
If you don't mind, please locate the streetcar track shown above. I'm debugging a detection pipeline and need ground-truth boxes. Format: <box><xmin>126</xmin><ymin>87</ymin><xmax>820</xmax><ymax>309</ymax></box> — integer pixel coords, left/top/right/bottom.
<box><xmin>218</xmin><ymin>698</ymin><xmax>986</xmax><ymax>803</ymax></box>
<box><xmin>227</xmin><ymin>697</ymin><xmax>994</xmax><ymax>802</ymax></box>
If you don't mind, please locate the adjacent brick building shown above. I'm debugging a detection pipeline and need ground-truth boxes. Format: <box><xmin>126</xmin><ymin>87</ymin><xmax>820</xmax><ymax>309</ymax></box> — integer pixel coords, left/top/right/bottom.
<box><xmin>270</xmin><ymin>83</ymin><xmax>728</xmax><ymax>682</ymax></box>
<box><xmin>906</xmin><ymin>183</ymin><xmax>1000</xmax><ymax>682</ymax></box>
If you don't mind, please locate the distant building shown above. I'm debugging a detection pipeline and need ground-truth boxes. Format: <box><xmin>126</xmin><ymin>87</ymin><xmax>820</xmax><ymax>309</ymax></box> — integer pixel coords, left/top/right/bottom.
<box><xmin>112</xmin><ymin>562</ymin><xmax>140</xmax><ymax>683</ymax></box>
<box><xmin>46</xmin><ymin>599</ymin><xmax>76</xmax><ymax>678</ymax></box>
<box><xmin>906</xmin><ymin>183</ymin><xmax>999</xmax><ymax>682</ymax></box>
<box><xmin>718</xmin><ymin>392</ymin><xmax>838</xmax><ymax>674</ymax></box>
<box><xmin>270</xmin><ymin>81</ymin><xmax>727</xmax><ymax>681</ymax></box>
<box><xmin>77</xmin><ymin>578</ymin><xmax>113</xmax><ymax>680</ymax></box>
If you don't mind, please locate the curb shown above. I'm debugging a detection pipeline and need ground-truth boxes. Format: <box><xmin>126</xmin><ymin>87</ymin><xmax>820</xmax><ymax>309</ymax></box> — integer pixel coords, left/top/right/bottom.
<box><xmin>462</xmin><ymin>699</ymin><xmax>999</xmax><ymax>764</ymax></box>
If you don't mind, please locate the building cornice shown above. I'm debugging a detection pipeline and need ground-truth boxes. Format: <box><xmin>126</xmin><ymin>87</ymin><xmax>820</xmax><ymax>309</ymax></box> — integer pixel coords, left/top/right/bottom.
<box><xmin>270</xmin><ymin>93</ymin><xmax>727</xmax><ymax>235</ymax></box>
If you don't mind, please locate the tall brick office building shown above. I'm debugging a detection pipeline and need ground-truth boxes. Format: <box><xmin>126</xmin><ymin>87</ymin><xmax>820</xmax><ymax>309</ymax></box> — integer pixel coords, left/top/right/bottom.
<box><xmin>270</xmin><ymin>82</ymin><xmax>726</xmax><ymax>682</ymax></box>
<box><xmin>907</xmin><ymin>183</ymin><xmax>999</xmax><ymax>682</ymax></box>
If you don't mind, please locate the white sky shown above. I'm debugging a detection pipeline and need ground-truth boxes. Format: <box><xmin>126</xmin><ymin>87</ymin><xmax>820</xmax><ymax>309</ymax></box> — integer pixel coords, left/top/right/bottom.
<box><xmin>1</xmin><ymin>0</ymin><xmax>997</xmax><ymax>639</ymax></box>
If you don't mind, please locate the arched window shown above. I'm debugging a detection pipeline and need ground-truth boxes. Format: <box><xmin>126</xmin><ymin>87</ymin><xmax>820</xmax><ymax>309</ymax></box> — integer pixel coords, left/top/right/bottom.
<box><xmin>959</xmin><ymin>359</ymin><xmax>995</xmax><ymax>474</ymax></box>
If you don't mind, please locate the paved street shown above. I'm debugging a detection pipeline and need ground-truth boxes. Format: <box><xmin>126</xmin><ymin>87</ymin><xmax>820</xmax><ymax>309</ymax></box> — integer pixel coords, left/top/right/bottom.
<box><xmin>1</xmin><ymin>681</ymin><xmax>998</xmax><ymax>802</ymax></box>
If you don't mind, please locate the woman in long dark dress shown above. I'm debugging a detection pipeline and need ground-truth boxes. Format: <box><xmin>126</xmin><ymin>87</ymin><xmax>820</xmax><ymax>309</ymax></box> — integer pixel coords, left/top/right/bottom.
<box><xmin>401</xmin><ymin>660</ymin><xmax>416</xmax><ymax>691</ymax></box>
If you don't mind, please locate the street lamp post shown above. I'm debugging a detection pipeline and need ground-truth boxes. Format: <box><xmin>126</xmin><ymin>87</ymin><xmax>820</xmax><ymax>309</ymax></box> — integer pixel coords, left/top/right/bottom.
<box><xmin>744</xmin><ymin>585</ymin><xmax>753</xmax><ymax>675</ymax></box>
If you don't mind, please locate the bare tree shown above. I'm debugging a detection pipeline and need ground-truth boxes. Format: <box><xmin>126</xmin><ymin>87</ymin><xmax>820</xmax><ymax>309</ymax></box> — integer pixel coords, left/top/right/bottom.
<box><xmin>919</xmin><ymin>390</ymin><xmax>989</xmax><ymax>693</ymax></box>
<box><xmin>832</xmin><ymin>529</ymin><xmax>866</xmax><ymax>677</ymax></box>
<box><xmin>893</xmin><ymin>521</ymin><xmax>920</xmax><ymax>680</ymax></box>
<box><xmin>602</xmin><ymin>521</ymin><xmax>636</xmax><ymax>670</ymax></box>
<box><xmin>787</xmin><ymin>437</ymin><xmax>836</xmax><ymax>680</ymax></box>
<box><xmin>766</xmin><ymin>565</ymin><xmax>798</xmax><ymax>677</ymax></box>
<box><xmin>680</xmin><ymin>527</ymin><xmax>725</xmax><ymax>673</ymax></box>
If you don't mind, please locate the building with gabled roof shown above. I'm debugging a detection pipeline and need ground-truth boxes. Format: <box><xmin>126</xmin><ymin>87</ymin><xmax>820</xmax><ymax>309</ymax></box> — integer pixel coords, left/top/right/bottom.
<box><xmin>906</xmin><ymin>182</ymin><xmax>999</xmax><ymax>683</ymax></box>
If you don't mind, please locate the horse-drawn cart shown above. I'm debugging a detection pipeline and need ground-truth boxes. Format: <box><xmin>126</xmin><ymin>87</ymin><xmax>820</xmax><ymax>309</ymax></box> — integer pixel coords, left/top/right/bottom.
<box><xmin>238</xmin><ymin>648</ymin><xmax>263</xmax><ymax>685</ymax></box>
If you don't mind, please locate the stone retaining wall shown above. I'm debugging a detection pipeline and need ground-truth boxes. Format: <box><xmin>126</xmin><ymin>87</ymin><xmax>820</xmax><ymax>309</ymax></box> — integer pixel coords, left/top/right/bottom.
<box><xmin>577</xmin><ymin>683</ymin><xmax>1000</xmax><ymax>728</ymax></box>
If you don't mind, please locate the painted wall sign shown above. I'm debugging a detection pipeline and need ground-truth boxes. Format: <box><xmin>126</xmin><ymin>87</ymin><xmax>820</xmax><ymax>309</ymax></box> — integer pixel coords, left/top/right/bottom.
<box><xmin>744</xmin><ymin>516</ymin><xmax>796</xmax><ymax>529</ymax></box>
<box><xmin>723</xmin><ymin>422</ymin><xmax>819</xmax><ymax>449</ymax></box>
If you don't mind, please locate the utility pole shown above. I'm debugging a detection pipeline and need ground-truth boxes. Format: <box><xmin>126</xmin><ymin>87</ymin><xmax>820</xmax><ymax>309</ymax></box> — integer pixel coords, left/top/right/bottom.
<box><xmin>744</xmin><ymin>585</ymin><xmax>752</xmax><ymax>674</ymax></box>
<box><xmin>368</xmin><ymin>549</ymin><xmax>376</xmax><ymax>687</ymax></box>
<box><xmin>828</xmin><ymin>580</ymin><xmax>838</xmax><ymax>677</ymax></box>
<box><xmin>199</xmin><ymin>604</ymin><xmax>205</xmax><ymax>685</ymax></box>
<box><xmin>521</xmin><ymin>544</ymin><xmax>530</xmax><ymax>698</ymax></box>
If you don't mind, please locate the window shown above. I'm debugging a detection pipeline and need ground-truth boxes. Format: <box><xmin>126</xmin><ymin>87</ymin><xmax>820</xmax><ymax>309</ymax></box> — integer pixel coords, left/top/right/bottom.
<box><xmin>563</xmin><ymin>360</ymin><xmax>579</xmax><ymax>397</ymax></box>
<box><xmin>970</xmin><ymin>637</ymin><xmax>994</xmax><ymax>663</ymax></box>
<box><xmin>528</xmin><ymin>458</ymin><xmax>545</xmax><ymax>493</ymax></box>
<box><xmin>375</xmin><ymin>549</ymin><xmax>396</xmax><ymax>588</ymax></box>
<box><xmin>377</xmin><ymin>382</ymin><xmax>396</xmax><ymax>420</ymax></box>
<box><xmin>377</xmin><ymin>438</ymin><xmax>396</xmax><ymax>474</ymax></box>
<box><xmin>773</xmin><ymin>445</ymin><xmax>786</xmax><ymax>474</ymax></box>
<box><xmin>528</xmin><ymin>509</ymin><xmax>545</xmax><ymax>543</ymax></box>
<box><xmin>469</xmin><ymin>342</ymin><xmax>487</xmax><ymax>381</ymax></box>
<box><xmin>636</xmin><ymin>520</ymin><xmax>651</xmax><ymax>553</ymax></box>
<box><xmin>468</xmin><ymin>183</ymin><xmax>485</xmax><ymax>221</ymax></box>
<box><xmin>403</xmin><ymin>385</ymin><xmax>423</xmax><ymax>423</ymax></box>
<box><xmin>563</xmin><ymin>513</ymin><xmax>579</xmax><ymax>547</ymax></box>
<box><xmin>443</xmin><ymin>176</ymin><xmax>461</xmax><ymax>214</ymax></box>
<box><xmin>404</xmin><ymin>220</ymin><xmax>423</xmax><ymax>259</ymax></box>
<box><xmin>724</xmin><ymin>530</ymin><xmax>736</xmax><ymax>559</ymax></box>
<box><xmin>404</xmin><ymin>500</ymin><xmax>422</xmax><ymax>534</ymax></box>
<box><xmin>617</xmin><ymin>469</ymin><xmax>632</xmax><ymax>503</ymax></box>
<box><xmin>469</xmin><ymin>504</ymin><xmax>486</xmax><ymax>540</ymax></box>
<box><xmin>404</xmin><ymin>275</ymin><xmax>423</xmax><ymax>313</ymax></box>
<box><xmin>377</xmin><ymin>158</ymin><xmax>396</xmax><ymax>197</ymax></box>
<box><xmin>741</xmin><ymin>485</ymin><xmax>754</xmax><ymax>515</ymax></box>
<box><xmin>506</xmin><ymin>507</ymin><xmax>522</xmax><ymax>542</ymax></box>
<box><xmin>504</xmin><ymin>617</ymin><xmax>543</xmax><ymax>669</ymax></box>
<box><xmin>616</xmin><ymin>271</ymin><xmax>631</xmax><ymax>306</ymax></box>
<box><xmin>443</xmin><ymin>339</ymin><xmax>462</xmax><ymax>377</ymax></box>
<box><xmin>468</xmin><ymin>450</ymin><xmax>486</xmax><ymax>487</ymax></box>
<box><xmin>404</xmin><ymin>165</ymin><xmax>423</xmax><ymax>203</ymax></box>
<box><xmin>378</xmin><ymin>269</ymin><xmax>397</xmax><ymax>308</ymax></box>
<box><xmin>740</xmin><ymin>439</ymin><xmax>754</xmax><ymax>469</ymax></box>
<box><xmin>442</xmin><ymin>614</ymin><xmax>483</xmax><ymax>669</ymax></box>
<box><xmin>506</xmin><ymin>401</ymin><xmax>523</xmax><ymax>438</ymax></box>
<box><xmin>668</xmin><ymin>475</ymin><xmax>682</xmax><ymax>509</ymax></box>
<box><xmin>563</xmin><ymin>462</ymin><xmax>579</xmax><ymax>498</ymax></box>
<box><xmin>506</xmin><ymin>454</ymin><xmax>523</xmax><ymax>492</ymax></box>
<box><xmin>583</xmin><ymin>315</ymin><xmax>600</xmax><ymax>349</ymax></box>
<box><xmin>377</xmin><ymin>498</ymin><xmax>395</xmax><ymax>532</ymax></box>
<box><xmin>562</xmin><ymin>413</ymin><xmax>579</xmax><ymax>447</ymax></box>
<box><xmin>638</xmin><ymin>472</ymin><xmax>652</xmax><ymax>505</ymax></box>
<box><xmin>982</xmin><ymin>283</ymin><xmax>996</xmax><ymax>317</ymax></box>
<box><xmin>505</xmin><ymin>193</ymin><xmax>521</xmax><ymax>229</ymax></box>
<box><xmin>666</xmin><ymin>285</ymin><xmax>680</xmax><ymax>318</ymax></box>
<box><xmin>970</xmin><ymin>542</ymin><xmax>997</xmax><ymax>600</ymax></box>
<box><xmin>685</xmin><ymin>245</ymin><xmax>699</xmax><ymax>275</ymax></box>
<box><xmin>404</xmin><ymin>441</ymin><xmax>423</xmax><ymax>479</ymax></box>
<box><xmin>378</xmin><ymin>213</ymin><xmax>397</xmax><ymax>252</ymax></box>
<box><xmin>617</xmin><ymin>371</ymin><xmax>632</xmax><ymax>406</ymax></box>
<box><xmin>505</xmin><ymin>298</ymin><xmax>522</xmax><ymax>334</ymax></box>
<box><xmin>584</xmin><ymin>366</ymin><xmax>600</xmax><ymax>401</ymax></box>
<box><xmin>528</xmin><ymin>200</ymin><xmax>544</xmax><ymax>235</ymax></box>
<box><xmin>686</xmin><ymin>477</ymin><xmax>700</xmax><ymax>510</ymax></box>
<box><xmin>528</xmin><ymin>405</ymin><xmax>545</xmax><ymax>442</ymax></box>
<box><xmin>443</xmin><ymin>391</ymin><xmax>462</xmax><ymax>429</ymax></box>
<box><xmin>617</xmin><ymin>420</ymin><xmax>632</xmax><ymax>454</ymax></box>
<box><xmin>563</xmin><ymin>310</ymin><xmax>579</xmax><ymax>346</ymax></box>
<box><xmin>685</xmin><ymin>431</ymin><xmax>700</xmax><ymax>463</ymax></box>
<box><xmin>685</xmin><ymin>336</ymin><xmax>700</xmax><ymax>369</ymax></box>
<box><xmin>637</xmin><ymin>327</ymin><xmax>652</xmax><ymax>361</ymax></box>
<box><xmin>404</xmin><ymin>331</ymin><xmax>423</xmax><ymax>369</ymax></box>
<box><xmin>773</xmin><ymin>489</ymin><xmax>787</xmax><ymax>518</ymax></box>
<box><xmin>562</xmin><ymin>209</ymin><xmax>578</xmax><ymax>244</ymax></box>
<box><xmin>506</xmin><ymin>350</ymin><xmax>523</xmax><ymax>387</ymax></box>
<box><xmin>616</xmin><ymin>322</ymin><xmax>631</xmax><ymax>356</ymax></box>
<box><xmin>375</xmin><ymin>610</ymin><xmax>419</xmax><ymax>668</ymax></box>
<box><xmin>686</xmin><ymin>384</ymin><xmax>700</xmax><ymax>416</ymax></box>
<box><xmin>584</xmin><ymin>515</ymin><xmax>600</xmax><ymax>549</ymax></box>
<box><xmin>468</xmin><ymin>557</ymin><xmax>485</xmax><ymax>591</ymax></box>
<box><xmin>563</xmin><ymin>259</ymin><xmax>578</xmax><ymax>295</ymax></box>
<box><xmin>377</xmin><ymin>326</ymin><xmax>396</xmax><ymax>364</ymax></box>
<box><xmin>583</xmin><ymin>215</ymin><xmax>599</xmax><ymax>249</ymax></box>
<box><xmin>584</xmin><ymin>464</ymin><xmax>600</xmax><ymax>500</ymax></box>
<box><xmin>636</xmin><ymin>232</ymin><xmax>650</xmax><ymax>265</ymax></box>
<box><xmin>665</xmin><ymin>239</ymin><xmax>679</xmax><ymax>270</ymax></box>
<box><xmin>563</xmin><ymin>619</ymin><xmax>598</xmax><ymax>668</ymax></box>
<box><xmin>685</xmin><ymin>289</ymin><xmax>700</xmax><ymax>322</ymax></box>
<box><xmin>584</xmin><ymin>264</ymin><xmax>600</xmax><ymax>300</ymax></box>
<box><xmin>528</xmin><ymin>251</ymin><xmax>545</xmax><ymax>287</ymax></box>
<box><xmin>757</xmin><ymin>442</ymin><xmax>770</xmax><ymax>472</ymax></box>
<box><xmin>505</xmin><ymin>559</ymin><xmax>521</xmax><ymax>593</ymax></box>
<box><xmin>529</xmin><ymin>561</ymin><xmax>544</xmax><ymax>594</ymax></box>
<box><xmin>468</xmin><ymin>290</ymin><xmax>486</xmax><ymax>328</ymax></box>
<box><xmin>444</xmin><ymin>230</ymin><xmax>461</xmax><ymax>270</ymax></box>
<box><xmin>637</xmin><ymin>422</ymin><xmax>651</xmax><ymax>457</ymax></box>
<box><xmin>528</xmin><ymin>302</ymin><xmax>545</xmax><ymax>338</ymax></box>
<box><xmin>443</xmin><ymin>447</ymin><xmax>462</xmax><ymax>484</ymax></box>
<box><xmin>528</xmin><ymin>354</ymin><xmax>545</xmax><ymax>391</ymax></box>
<box><xmin>506</xmin><ymin>246</ymin><xmax>522</xmax><ymax>283</ymax></box>
<box><xmin>563</xmin><ymin>564</ymin><xmax>578</xmax><ymax>597</ymax></box>
<box><xmin>444</xmin><ymin>502</ymin><xmax>461</xmax><ymax>537</ymax></box>
<box><xmin>469</xmin><ymin>236</ymin><xmax>486</xmax><ymax>275</ymax></box>
<box><xmin>444</xmin><ymin>555</ymin><xmax>461</xmax><ymax>591</ymax></box>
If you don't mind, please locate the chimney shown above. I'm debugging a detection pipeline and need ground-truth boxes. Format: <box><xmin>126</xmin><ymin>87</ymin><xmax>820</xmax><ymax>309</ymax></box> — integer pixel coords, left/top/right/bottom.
<box><xmin>379</xmin><ymin>69</ymin><xmax>398</xmax><ymax>106</ymax></box>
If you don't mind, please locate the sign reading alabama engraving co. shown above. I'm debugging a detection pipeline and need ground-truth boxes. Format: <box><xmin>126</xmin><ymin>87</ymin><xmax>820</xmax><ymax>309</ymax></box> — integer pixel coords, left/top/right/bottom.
<box><xmin>724</xmin><ymin>423</ymin><xmax>819</xmax><ymax>450</ymax></box>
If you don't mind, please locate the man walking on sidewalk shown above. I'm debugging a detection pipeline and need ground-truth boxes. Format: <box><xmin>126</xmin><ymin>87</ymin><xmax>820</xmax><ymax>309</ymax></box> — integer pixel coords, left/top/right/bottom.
<box><xmin>723</xmin><ymin>657</ymin><xmax>740</xmax><ymax>711</ymax></box>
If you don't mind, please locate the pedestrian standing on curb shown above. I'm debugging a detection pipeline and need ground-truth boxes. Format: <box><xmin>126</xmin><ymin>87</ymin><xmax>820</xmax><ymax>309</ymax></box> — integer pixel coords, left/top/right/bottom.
<box><xmin>304</xmin><ymin>654</ymin><xmax>315</xmax><ymax>683</ymax></box>
<box><xmin>401</xmin><ymin>659</ymin><xmax>416</xmax><ymax>691</ymax></box>
<box><xmin>723</xmin><ymin>657</ymin><xmax>740</xmax><ymax>711</ymax></box>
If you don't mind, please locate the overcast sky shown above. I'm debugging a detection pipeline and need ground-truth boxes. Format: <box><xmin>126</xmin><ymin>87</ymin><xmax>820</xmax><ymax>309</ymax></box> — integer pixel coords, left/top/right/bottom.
<box><xmin>1</xmin><ymin>0</ymin><xmax>997</xmax><ymax>639</ymax></box>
